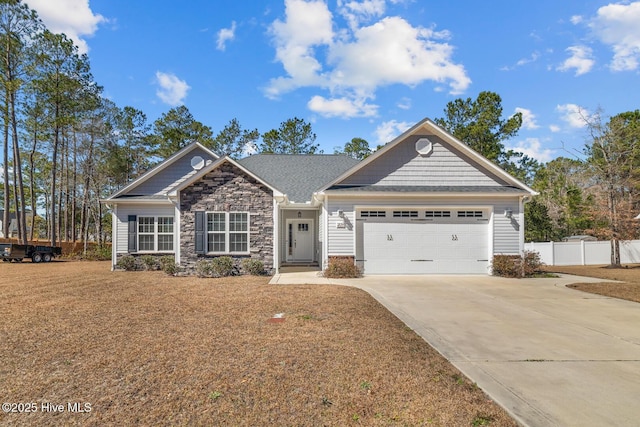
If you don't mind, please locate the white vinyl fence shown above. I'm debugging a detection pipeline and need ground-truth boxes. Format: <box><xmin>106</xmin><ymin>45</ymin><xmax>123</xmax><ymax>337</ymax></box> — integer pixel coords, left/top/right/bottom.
<box><xmin>524</xmin><ymin>240</ymin><xmax>640</xmax><ymax>266</ymax></box>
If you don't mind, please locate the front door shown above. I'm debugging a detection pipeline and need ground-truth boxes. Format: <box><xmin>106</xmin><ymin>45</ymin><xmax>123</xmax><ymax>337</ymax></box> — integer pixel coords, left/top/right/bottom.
<box><xmin>286</xmin><ymin>219</ymin><xmax>314</xmax><ymax>262</ymax></box>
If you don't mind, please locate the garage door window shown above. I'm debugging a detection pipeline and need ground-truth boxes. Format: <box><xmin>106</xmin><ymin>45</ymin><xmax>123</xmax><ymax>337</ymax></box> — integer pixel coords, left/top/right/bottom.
<box><xmin>361</xmin><ymin>210</ymin><xmax>386</xmax><ymax>218</ymax></box>
<box><xmin>458</xmin><ymin>210</ymin><xmax>483</xmax><ymax>218</ymax></box>
<box><xmin>425</xmin><ymin>210</ymin><xmax>451</xmax><ymax>218</ymax></box>
<box><xmin>393</xmin><ymin>210</ymin><xmax>418</xmax><ymax>218</ymax></box>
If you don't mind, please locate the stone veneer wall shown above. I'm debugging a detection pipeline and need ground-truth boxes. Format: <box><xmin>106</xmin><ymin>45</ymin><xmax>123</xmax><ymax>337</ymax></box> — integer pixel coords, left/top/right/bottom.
<box><xmin>180</xmin><ymin>162</ymin><xmax>274</xmax><ymax>274</ymax></box>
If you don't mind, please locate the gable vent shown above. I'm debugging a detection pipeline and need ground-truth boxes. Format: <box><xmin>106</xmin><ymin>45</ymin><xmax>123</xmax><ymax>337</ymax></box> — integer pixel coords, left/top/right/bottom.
<box><xmin>191</xmin><ymin>156</ymin><xmax>205</xmax><ymax>170</ymax></box>
<box><xmin>415</xmin><ymin>138</ymin><xmax>433</xmax><ymax>156</ymax></box>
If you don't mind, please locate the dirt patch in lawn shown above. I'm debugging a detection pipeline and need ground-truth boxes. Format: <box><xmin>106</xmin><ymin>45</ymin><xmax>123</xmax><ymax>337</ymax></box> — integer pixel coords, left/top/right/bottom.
<box><xmin>0</xmin><ymin>261</ymin><xmax>516</xmax><ymax>426</ymax></box>
<box><xmin>545</xmin><ymin>264</ymin><xmax>640</xmax><ymax>303</ymax></box>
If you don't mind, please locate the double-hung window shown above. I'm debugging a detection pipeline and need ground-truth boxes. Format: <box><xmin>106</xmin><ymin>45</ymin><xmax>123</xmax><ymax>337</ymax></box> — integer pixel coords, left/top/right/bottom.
<box><xmin>157</xmin><ymin>217</ymin><xmax>174</xmax><ymax>251</ymax></box>
<box><xmin>137</xmin><ymin>216</ymin><xmax>174</xmax><ymax>252</ymax></box>
<box><xmin>138</xmin><ymin>217</ymin><xmax>155</xmax><ymax>251</ymax></box>
<box><xmin>207</xmin><ymin>212</ymin><xmax>249</xmax><ymax>253</ymax></box>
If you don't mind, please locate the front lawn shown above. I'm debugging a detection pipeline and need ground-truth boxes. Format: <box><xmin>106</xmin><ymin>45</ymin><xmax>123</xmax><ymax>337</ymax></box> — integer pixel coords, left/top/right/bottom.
<box><xmin>0</xmin><ymin>261</ymin><xmax>516</xmax><ymax>426</ymax></box>
<box><xmin>546</xmin><ymin>264</ymin><xmax>640</xmax><ymax>303</ymax></box>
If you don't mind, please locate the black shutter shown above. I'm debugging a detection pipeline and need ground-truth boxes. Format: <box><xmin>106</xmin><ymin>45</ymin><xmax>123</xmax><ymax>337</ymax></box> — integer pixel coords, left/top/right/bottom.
<box><xmin>195</xmin><ymin>211</ymin><xmax>205</xmax><ymax>254</ymax></box>
<box><xmin>127</xmin><ymin>215</ymin><xmax>137</xmax><ymax>253</ymax></box>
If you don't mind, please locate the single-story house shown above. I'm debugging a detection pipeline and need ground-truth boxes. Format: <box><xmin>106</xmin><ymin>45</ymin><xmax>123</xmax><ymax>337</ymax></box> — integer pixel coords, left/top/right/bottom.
<box><xmin>103</xmin><ymin>118</ymin><xmax>537</xmax><ymax>275</ymax></box>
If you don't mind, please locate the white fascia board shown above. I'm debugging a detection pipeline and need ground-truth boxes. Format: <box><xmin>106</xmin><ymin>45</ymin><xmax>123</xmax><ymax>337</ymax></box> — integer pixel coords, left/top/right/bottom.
<box><xmin>100</xmin><ymin>198</ymin><xmax>174</xmax><ymax>205</ymax></box>
<box><xmin>323</xmin><ymin>191</ymin><xmax>530</xmax><ymax>198</ymax></box>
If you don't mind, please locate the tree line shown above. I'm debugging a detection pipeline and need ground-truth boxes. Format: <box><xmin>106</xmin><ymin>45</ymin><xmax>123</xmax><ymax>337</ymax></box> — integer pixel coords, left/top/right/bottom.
<box><xmin>2</xmin><ymin>1</ymin><xmax>639</xmax><ymax>266</ymax></box>
<box><xmin>0</xmin><ymin>0</ymin><xmax>323</xmax><ymax>247</ymax></box>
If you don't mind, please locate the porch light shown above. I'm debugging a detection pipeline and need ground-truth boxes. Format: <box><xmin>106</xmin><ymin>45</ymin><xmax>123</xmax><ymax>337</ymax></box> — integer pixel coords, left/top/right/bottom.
<box><xmin>338</xmin><ymin>210</ymin><xmax>344</xmax><ymax>218</ymax></box>
<box><xmin>504</xmin><ymin>208</ymin><xmax>513</xmax><ymax>219</ymax></box>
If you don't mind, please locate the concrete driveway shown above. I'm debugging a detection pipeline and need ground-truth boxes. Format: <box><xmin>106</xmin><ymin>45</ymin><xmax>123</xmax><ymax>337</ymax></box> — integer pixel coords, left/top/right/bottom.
<box><xmin>272</xmin><ymin>271</ymin><xmax>640</xmax><ymax>427</ymax></box>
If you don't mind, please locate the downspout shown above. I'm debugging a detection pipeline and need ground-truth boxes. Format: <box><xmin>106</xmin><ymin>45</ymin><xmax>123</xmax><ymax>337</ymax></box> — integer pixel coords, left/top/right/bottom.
<box><xmin>168</xmin><ymin>196</ymin><xmax>180</xmax><ymax>265</ymax></box>
<box><xmin>314</xmin><ymin>192</ymin><xmax>328</xmax><ymax>271</ymax></box>
<box><xmin>110</xmin><ymin>203</ymin><xmax>117</xmax><ymax>271</ymax></box>
<box><xmin>520</xmin><ymin>195</ymin><xmax>531</xmax><ymax>255</ymax></box>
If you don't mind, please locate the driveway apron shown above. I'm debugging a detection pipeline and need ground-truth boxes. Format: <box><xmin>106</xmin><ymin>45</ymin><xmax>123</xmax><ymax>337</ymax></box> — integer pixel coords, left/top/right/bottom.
<box><xmin>336</xmin><ymin>274</ymin><xmax>640</xmax><ymax>427</ymax></box>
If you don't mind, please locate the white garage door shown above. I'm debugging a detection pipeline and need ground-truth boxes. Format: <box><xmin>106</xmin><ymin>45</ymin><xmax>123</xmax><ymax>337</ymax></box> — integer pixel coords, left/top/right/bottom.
<box><xmin>361</xmin><ymin>210</ymin><xmax>489</xmax><ymax>274</ymax></box>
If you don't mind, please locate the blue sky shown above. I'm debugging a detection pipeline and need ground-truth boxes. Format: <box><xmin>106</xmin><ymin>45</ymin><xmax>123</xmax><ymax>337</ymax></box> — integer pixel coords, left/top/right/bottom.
<box><xmin>24</xmin><ymin>0</ymin><xmax>640</xmax><ymax>162</ymax></box>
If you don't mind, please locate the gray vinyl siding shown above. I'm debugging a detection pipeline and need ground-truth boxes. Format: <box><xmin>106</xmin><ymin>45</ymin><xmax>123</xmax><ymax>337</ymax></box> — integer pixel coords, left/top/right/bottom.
<box><xmin>492</xmin><ymin>199</ymin><xmax>521</xmax><ymax>254</ymax></box>
<box><xmin>127</xmin><ymin>147</ymin><xmax>217</xmax><ymax>196</ymax></box>
<box><xmin>339</xmin><ymin>135</ymin><xmax>507</xmax><ymax>187</ymax></box>
<box><xmin>115</xmin><ymin>204</ymin><xmax>175</xmax><ymax>253</ymax></box>
<box><xmin>327</xmin><ymin>200</ymin><xmax>356</xmax><ymax>255</ymax></box>
<box><xmin>326</xmin><ymin>196</ymin><xmax>522</xmax><ymax>257</ymax></box>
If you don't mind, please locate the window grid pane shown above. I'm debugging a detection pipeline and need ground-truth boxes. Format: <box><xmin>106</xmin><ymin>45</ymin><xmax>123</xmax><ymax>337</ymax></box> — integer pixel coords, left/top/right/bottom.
<box><xmin>158</xmin><ymin>234</ymin><xmax>173</xmax><ymax>251</ymax></box>
<box><xmin>138</xmin><ymin>234</ymin><xmax>154</xmax><ymax>251</ymax></box>
<box><xmin>208</xmin><ymin>233</ymin><xmax>226</xmax><ymax>252</ymax></box>
<box><xmin>229</xmin><ymin>213</ymin><xmax>248</xmax><ymax>232</ymax></box>
<box><xmin>230</xmin><ymin>233</ymin><xmax>248</xmax><ymax>252</ymax></box>
<box><xmin>208</xmin><ymin>213</ymin><xmax>225</xmax><ymax>232</ymax></box>
<box><xmin>158</xmin><ymin>217</ymin><xmax>173</xmax><ymax>233</ymax></box>
<box><xmin>138</xmin><ymin>217</ymin><xmax>154</xmax><ymax>233</ymax></box>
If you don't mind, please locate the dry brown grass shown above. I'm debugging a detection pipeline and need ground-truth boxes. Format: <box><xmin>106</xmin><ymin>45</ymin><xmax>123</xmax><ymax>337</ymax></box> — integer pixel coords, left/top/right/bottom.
<box><xmin>546</xmin><ymin>264</ymin><xmax>640</xmax><ymax>303</ymax></box>
<box><xmin>0</xmin><ymin>261</ymin><xmax>516</xmax><ymax>426</ymax></box>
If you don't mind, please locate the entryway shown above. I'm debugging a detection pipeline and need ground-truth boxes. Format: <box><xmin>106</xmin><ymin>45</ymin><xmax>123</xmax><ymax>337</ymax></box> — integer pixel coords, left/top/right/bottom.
<box><xmin>285</xmin><ymin>219</ymin><xmax>314</xmax><ymax>262</ymax></box>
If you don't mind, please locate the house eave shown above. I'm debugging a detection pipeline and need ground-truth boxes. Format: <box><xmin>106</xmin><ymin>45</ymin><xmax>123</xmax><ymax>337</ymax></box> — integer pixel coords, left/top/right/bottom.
<box><xmin>100</xmin><ymin>197</ymin><xmax>175</xmax><ymax>205</ymax></box>
<box><xmin>322</xmin><ymin>191</ymin><xmax>531</xmax><ymax>198</ymax></box>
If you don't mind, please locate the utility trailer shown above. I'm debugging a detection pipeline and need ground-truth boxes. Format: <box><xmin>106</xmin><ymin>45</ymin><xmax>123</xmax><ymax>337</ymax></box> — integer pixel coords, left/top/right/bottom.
<box><xmin>0</xmin><ymin>243</ymin><xmax>62</xmax><ymax>263</ymax></box>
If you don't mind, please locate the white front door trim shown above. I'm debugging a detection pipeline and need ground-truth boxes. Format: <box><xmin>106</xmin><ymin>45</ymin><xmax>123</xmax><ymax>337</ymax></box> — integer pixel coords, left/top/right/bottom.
<box><xmin>285</xmin><ymin>218</ymin><xmax>315</xmax><ymax>262</ymax></box>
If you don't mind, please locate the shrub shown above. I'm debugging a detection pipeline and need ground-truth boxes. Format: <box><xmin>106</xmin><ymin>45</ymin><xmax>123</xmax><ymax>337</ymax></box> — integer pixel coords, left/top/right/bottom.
<box><xmin>522</xmin><ymin>251</ymin><xmax>544</xmax><ymax>277</ymax></box>
<box><xmin>211</xmin><ymin>256</ymin><xmax>235</xmax><ymax>277</ymax></box>
<box><xmin>116</xmin><ymin>255</ymin><xmax>138</xmax><ymax>271</ymax></box>
<box><xmin>491</xmin><ymin>255</ymin><xmax>521</xmax><ymax>278</ymax></box>
<box><xmin>492</xmin><ymin>251</ymin><xmax>544</xmax><ymax>278</ymax></box>
<box><xmin>140</xmin><ymin>255</ymin><xmax>159</xmax><ymax>271</ymax></box>
<box><xmin>159</xmin><ymin>255</ymin><xmax>178</xmax><ymax>276</ymax></box>
<box><xmin>242</xmin><ymin>258</ymin><xmax>265</xmax><ymax>275</ymax></box>
<box><xmin>323</xmin><ymin>257</ymin><xmax>362</xmax><ymax>278</ymax></box>
<box><xmin>84</xmin><ymin>245</ymin><xmax>112</xmax><ymax>261</ymax></box>
<box><xmin>195</xmin><ymin>259</ymin><xmax>215</xmax><ymax>278</ymax></box>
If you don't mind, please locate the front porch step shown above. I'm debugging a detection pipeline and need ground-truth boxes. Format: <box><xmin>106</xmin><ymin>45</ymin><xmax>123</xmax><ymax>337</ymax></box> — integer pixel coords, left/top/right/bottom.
<box><xmin>280</xmin><ymin>262</ymin><xmax>319</xmax><ymax>267</ymax></box>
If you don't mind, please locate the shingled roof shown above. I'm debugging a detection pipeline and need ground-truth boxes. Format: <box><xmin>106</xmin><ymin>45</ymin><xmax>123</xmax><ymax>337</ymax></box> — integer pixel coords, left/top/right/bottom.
<box><xmin>238</xmin><ymin>154</ymin><xmax>359</xmax><ymax>203</ymax></box>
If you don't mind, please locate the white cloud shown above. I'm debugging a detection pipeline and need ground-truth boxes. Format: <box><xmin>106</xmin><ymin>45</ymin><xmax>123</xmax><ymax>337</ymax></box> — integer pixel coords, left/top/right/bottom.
<box><xmin>337</xmin><ymin>0</ymin><xmax>386</xmax><ymax>30</ymax></box>
<box><xmin>557</xmin><ymin>45</ymin><xmax>595</xmax><ymax>76</ymax></box>
<box><xmin>374</xmin><ymin>119</ymin><xmax>412</xmax><ymax>144</ymax></box>
<box><xmin>266</xmin><ymin>0</ymin><xmax>334</xmax><ymax>97</ymax></box>
<box><xmin>556</xmin><ymin>103</ymin><xmax>589</xmax><ymax>128</ymax></box>
<box><xmin>397</xmin><ymin>97</ymin><xmax>411</xmax><ymax>110</ymax></box>
<box><xmin>549</xmin><ymin>124</ymin><xmax>561</xmax><ymax>133</ymax></box>
<box><xmin>589</xmin><ymin>1</ymin><xmax>640</xmax><ymax>71</ymax></box>
<box><xmin>502</xmin><ymin>52</ymin><xmax>540</xmax><ymax>71</ymax></box>
<box><xmin>266</xmin><ymin>0</ymin><xmax>470</xmax><ymax>118</ymax></box>
<box><xmin>570</xmin><ymin>15</ymin><xmax>583</xmax><ymax>25</ymax></box>
<box><xmin>514</xmin><ymin>107</ymin><xmax>539</xmax><ymax>130</ymax></box>
<box><xmin>216</xmin><ymin>21</ymin><xmax>237</xmax><ymax>51</ymax></box>
<box><xmin>25</xmin><ymin>0</ymin><xmax>106</xmax><ymax>54</ymax></box>
<box><xmin>505</xmin><ymin>138</ymin><xmax>554</xmax><ymax>163</ymax></box>
<box><xmin>307</xmin><ymin>95</ymin><xmax>378</xmax><ymax>117</ymax></box>
<box><xmin>155</xmin><ymin>72</ymin><xmax>190</xmax><ymax>106</ymax></box>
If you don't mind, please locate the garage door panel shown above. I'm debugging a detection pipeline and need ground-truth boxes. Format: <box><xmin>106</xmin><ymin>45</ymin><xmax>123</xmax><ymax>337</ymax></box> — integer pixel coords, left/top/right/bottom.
<box><xmin>362</xmin><ymin>218</ymin><xmax>488</xmax><ymax>274</ymax></box>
